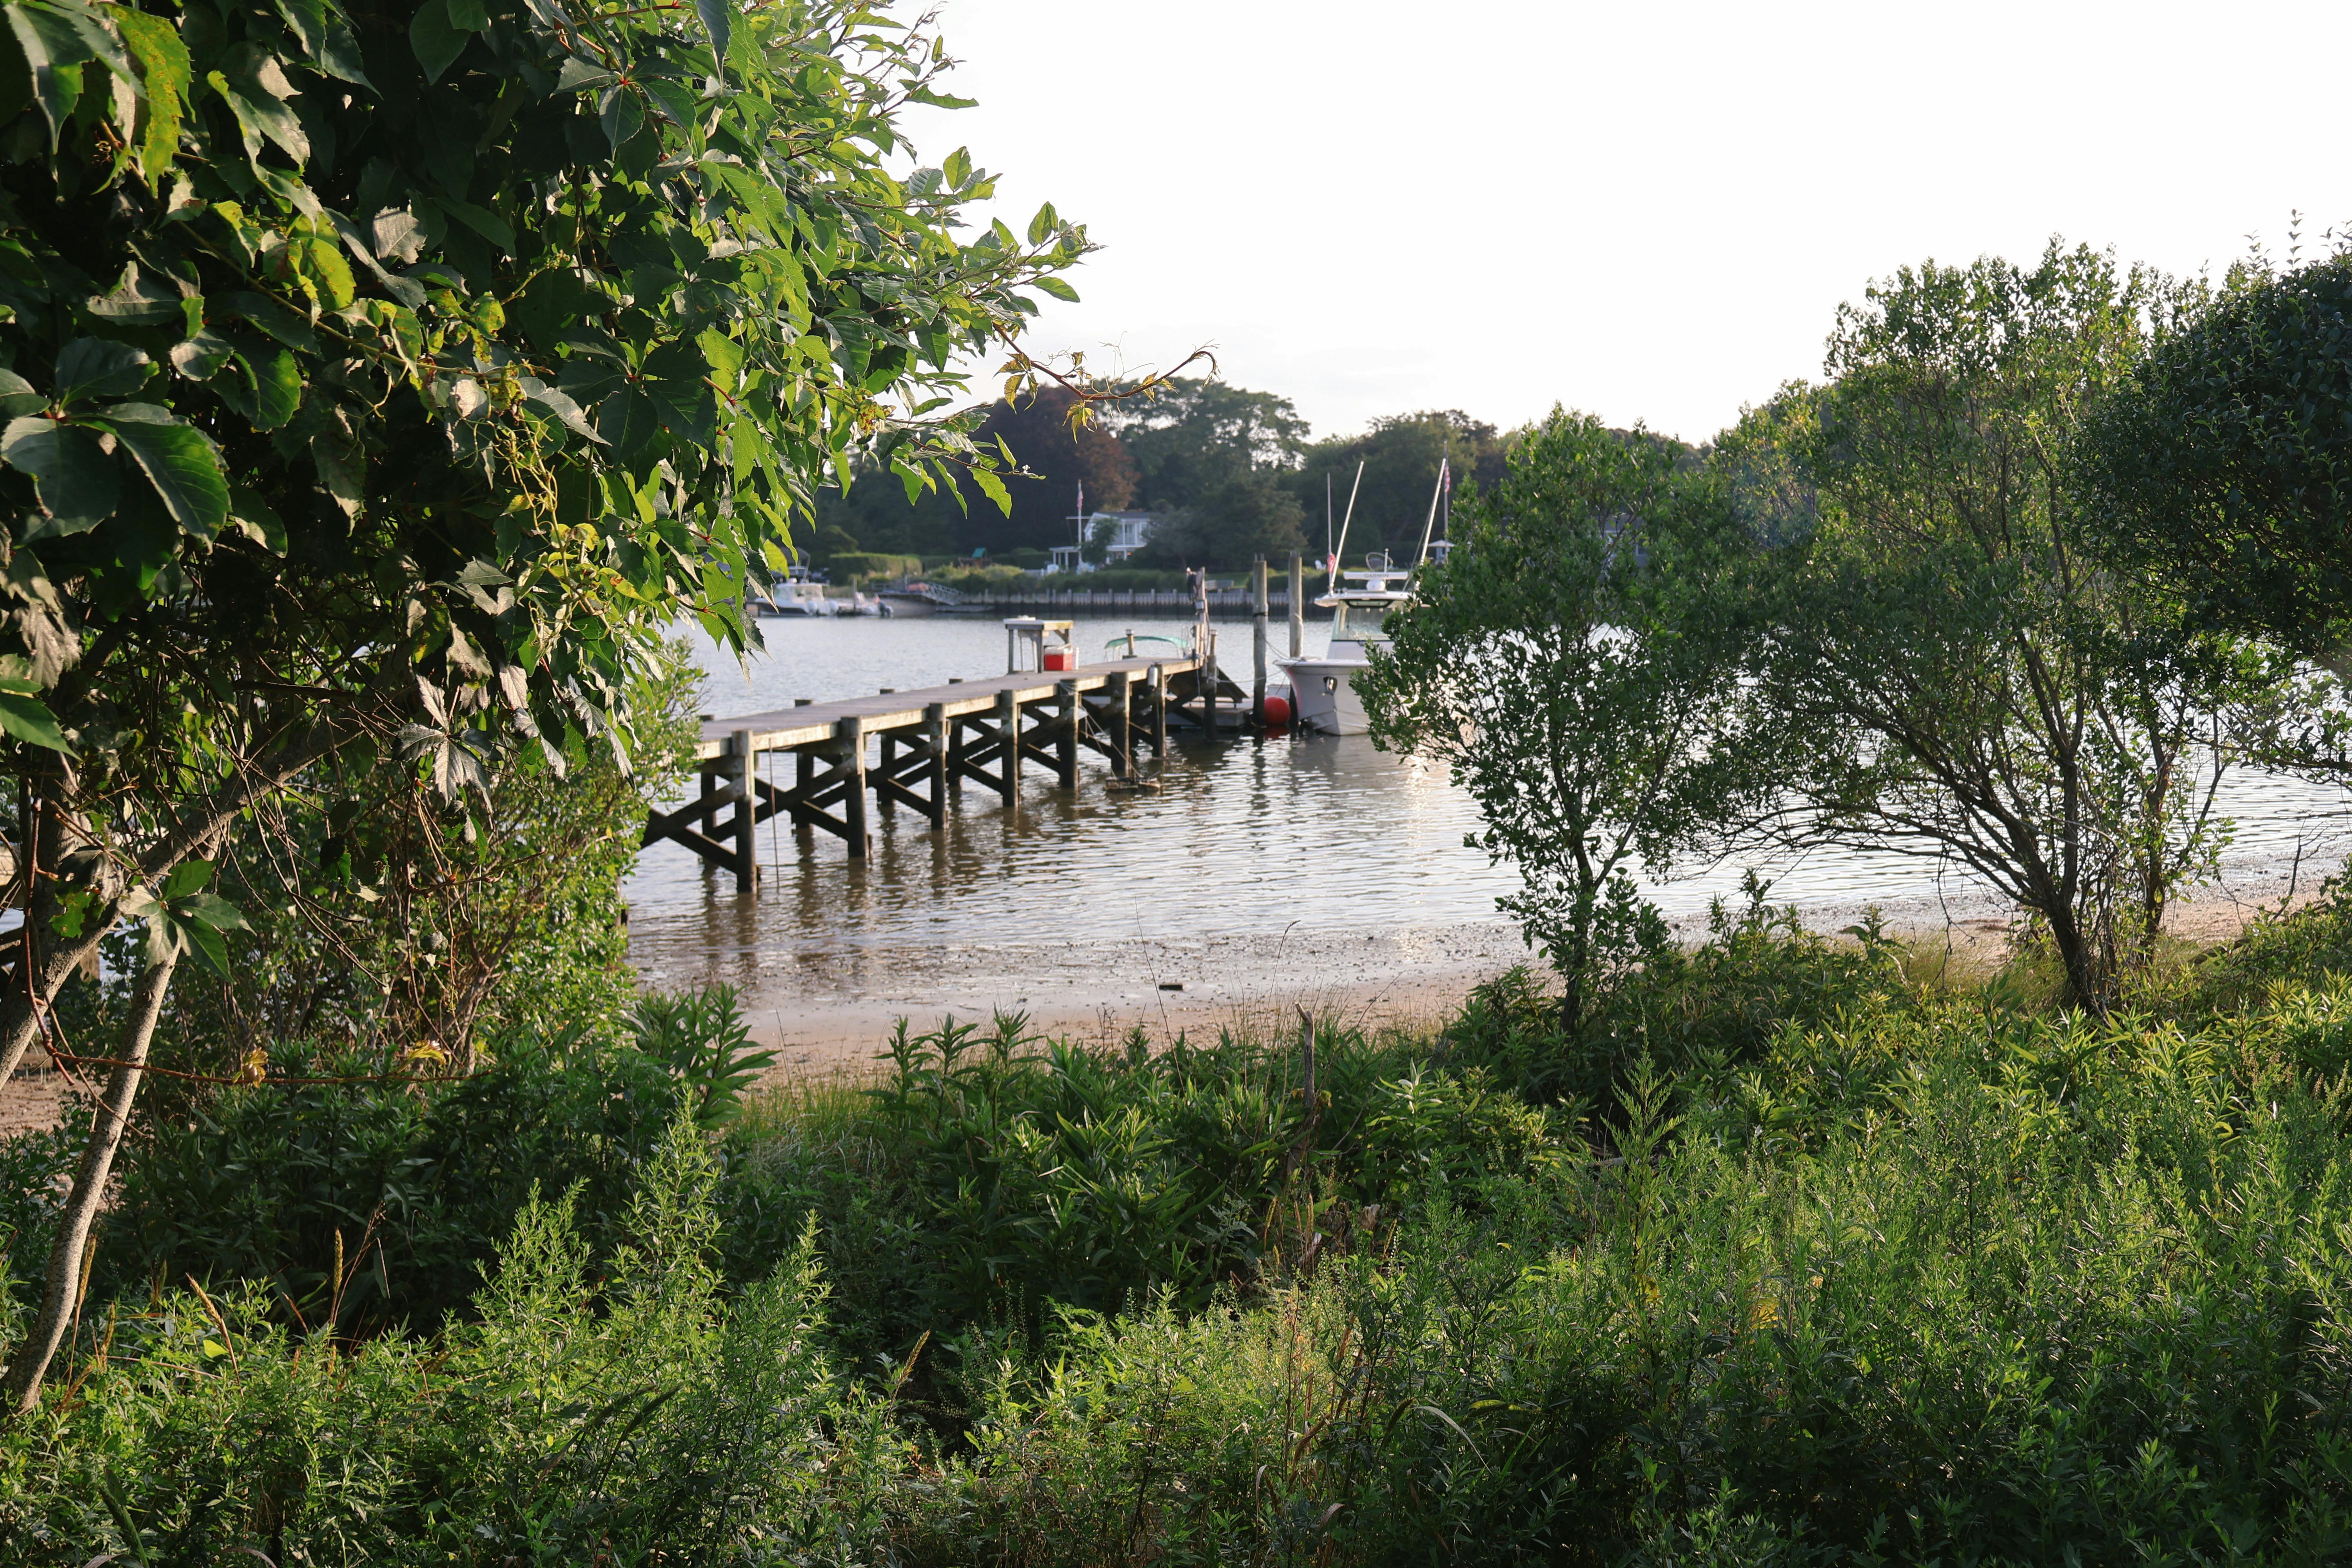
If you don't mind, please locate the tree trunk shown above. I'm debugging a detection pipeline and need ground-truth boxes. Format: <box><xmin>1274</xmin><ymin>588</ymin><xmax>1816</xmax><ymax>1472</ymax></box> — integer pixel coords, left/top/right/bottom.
<box><xmin>2044</xmin><ymin>906</ymin><xmax>2106</xmax><ymax>1016</ymax></box>
<box><xmin>3</xmin><ymin>948</ymin><xmax>179</xmax><ymax>1416</ymax></box>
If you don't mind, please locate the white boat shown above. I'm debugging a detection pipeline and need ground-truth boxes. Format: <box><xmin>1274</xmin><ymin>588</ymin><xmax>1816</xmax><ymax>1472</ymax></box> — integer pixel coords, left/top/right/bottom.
<box><xmin>761</xmin><ymin>576</ymin><xmax>838</xmax><ymax>617</ymax></box>
<box><xmin>1277</xmin><ymin>459</ymin><xmax>1450</xmax><ymax>736</ymax></box>
<box><xmin>1278</xmin><ymin>562</ymin><xmax>1412</xmax><ymax>735</ymax></box>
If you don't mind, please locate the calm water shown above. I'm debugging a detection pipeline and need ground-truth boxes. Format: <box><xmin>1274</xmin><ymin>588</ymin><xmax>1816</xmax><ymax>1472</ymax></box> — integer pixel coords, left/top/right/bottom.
<box><xmin>625</xmin><ymin>616</ymin><xmax>2352</xmax><ymax>965</ymax></box>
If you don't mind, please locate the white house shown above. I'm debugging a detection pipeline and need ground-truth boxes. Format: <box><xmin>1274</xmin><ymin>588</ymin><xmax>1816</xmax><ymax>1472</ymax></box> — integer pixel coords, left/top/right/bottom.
<box><xmin>1046</xmin><ymin>510</ymin><xmax>1159</xmax><ymax>574</ymax></box>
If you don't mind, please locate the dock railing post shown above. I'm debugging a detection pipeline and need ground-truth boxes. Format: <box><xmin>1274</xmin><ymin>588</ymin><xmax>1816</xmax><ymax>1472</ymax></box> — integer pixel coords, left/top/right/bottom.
<box><xmin>924</xmin><ymin>702</ymin><xmax>948</xmax><ymax>830</ymax></box>
<box><xmin>1150</xmin><ymin>663</ymin><xmax>1168</xmax><ymax>756</ymax></box>
<box><xmin>1252</xmin><ymin>555</ymin><xmax>1268</xmax><ymax>728</ymax></box>
<box><xmin>1289</xmin><ymin>554</ymin><xmax>1304</xmax><ymax>659</ymax></box>
<box><xmin>1056</xmin><ymin>679</ymin><xmax>1078</xmax><ymax>789</ymax></box>
<box><xmin>994</xmin><ymin>688</ymin><xmax>1018</xmax><ymax>808</ymax></box>
<box><xmin>837</xmin><ymin>715</ymin><xmax>869</xmax><ymax>860</ymax></box>
<box><xmin>730</xmin><ymin>728</ymin><xmax>757</xmax><ymax>895</ymax></box>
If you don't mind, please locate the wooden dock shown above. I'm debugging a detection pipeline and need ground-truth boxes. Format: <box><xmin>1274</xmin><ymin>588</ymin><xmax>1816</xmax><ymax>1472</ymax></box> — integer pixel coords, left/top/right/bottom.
<box><xmin>644</xmin><ymin>653</ymin><xmax>1240</xmax><ymax>891</ymax></box>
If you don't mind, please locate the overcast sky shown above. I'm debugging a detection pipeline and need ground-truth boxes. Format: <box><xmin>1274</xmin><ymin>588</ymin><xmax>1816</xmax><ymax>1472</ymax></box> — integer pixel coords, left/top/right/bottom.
<box><xmin>899</xmin><ymin>0</ymin><xmax>2352</xmax><ymax>447</ymax></box>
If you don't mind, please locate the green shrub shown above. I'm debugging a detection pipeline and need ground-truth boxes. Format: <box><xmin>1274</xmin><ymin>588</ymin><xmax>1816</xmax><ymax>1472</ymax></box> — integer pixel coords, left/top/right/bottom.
<box><xmin>831</xmin><ymin>552</ymin><xmax>925</xmax><ymax>582</ymax></box>
<box><xmin>94</xmin><ymin>987</ymin><xmax>760</xmax><ymax>1336</ymax></box>
<box><xmin>0</xmin><ymin>1123</ymin><xmax>906</xmax><ymax>1566</ymax></box>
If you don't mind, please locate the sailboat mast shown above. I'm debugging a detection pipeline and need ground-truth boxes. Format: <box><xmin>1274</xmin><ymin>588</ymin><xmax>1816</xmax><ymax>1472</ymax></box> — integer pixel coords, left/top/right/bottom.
<box><xmin>1415</xmin><ymin>459</ymin><xmax>1449</xmax><ymax>567</ymax></box>
<box><xmin>1331</xmin><ymin>460</ymin><xmax>1365</xmax><ymax>592</ymax></box>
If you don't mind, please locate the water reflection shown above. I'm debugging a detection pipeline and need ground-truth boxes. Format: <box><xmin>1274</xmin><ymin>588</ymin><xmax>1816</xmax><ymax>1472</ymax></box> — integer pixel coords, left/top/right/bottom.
<box><xmin>628</xmin><ymin>616</ymin><xmax>2352</xmax><ymax>1001</ymax></box>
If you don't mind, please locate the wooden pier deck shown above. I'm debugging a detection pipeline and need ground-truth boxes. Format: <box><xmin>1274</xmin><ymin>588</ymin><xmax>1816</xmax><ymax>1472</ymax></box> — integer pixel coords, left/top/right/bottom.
<box><xmin>646</xmin><ymin>652</ymin><xmax>1238</xmax><ymax>891</ymax></box>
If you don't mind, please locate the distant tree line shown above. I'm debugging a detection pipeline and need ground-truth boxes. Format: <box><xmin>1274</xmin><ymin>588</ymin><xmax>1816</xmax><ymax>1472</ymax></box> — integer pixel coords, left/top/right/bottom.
<box><xmin>814</xmin><ymin>379</ymin><xmax>1512</xmax><ymax>570</ymax></box>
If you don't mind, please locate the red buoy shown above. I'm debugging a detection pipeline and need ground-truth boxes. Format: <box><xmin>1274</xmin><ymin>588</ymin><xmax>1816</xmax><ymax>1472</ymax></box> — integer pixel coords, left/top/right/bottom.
<box><xmin>1263</xmin><ymin>694</ymin><xmax>1292</xmax><ymax>728</ymax></box>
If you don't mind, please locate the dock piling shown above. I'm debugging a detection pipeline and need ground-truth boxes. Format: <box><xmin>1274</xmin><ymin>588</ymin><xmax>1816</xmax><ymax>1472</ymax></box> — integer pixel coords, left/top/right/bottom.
<box><xmin>731</xmin><ymin>729</ymin><xmax>757</xmax><ymax>895</ymax></box>
<box><xmin>837</xmin><ymin>715</ymin><xmax>869</xmax><ymax>860</ymax></box>
<box><xmin>924</xmin><ymin>704</ymin><xmax>948</xmax><ymax>830</ymax></box>
<box><xmin>1151</xmin><ymin>663</ymin><xmax>1168</xmax><ymax>755</ymax></box>
<box><xmin>1289</xmin><ymin>555</ymin><xmax>1304</xmax><ymax>659</ymax></box>
<box><xmin>994</xmin><ymin>689</ymin><xmax>1018</xmax><ymax>808</ymax></box>
<box><xmin>1056</xmin><ymin>680</ymin><xmax>1078</xmax><ymax>789</ymax></box>
<box><xmin>876</xmin><ymin>691</ymin><xmax>897</xmax><ymax>815</ymax></box>
<box><xmin>1252</xmin><ymin>556</ymin><xmax>1268</xmax><ymax>727</ymax></box>
<box><xmin>1109</xmin><ymin>671</ymin><xmax>1132</xmax><ymax>777</ymax></box>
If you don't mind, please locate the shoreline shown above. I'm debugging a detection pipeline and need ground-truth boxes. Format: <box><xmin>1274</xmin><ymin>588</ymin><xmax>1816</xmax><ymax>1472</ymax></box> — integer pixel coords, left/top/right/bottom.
<box><xmin>635</xmin><ymin>864</ymin><xmax>2327</xmax><ymax>1078</ymax></box>
<box><xmin>3</xmin><ymin>870</ymin><xmax>2327</xmax><ymax>1134</ymax></box>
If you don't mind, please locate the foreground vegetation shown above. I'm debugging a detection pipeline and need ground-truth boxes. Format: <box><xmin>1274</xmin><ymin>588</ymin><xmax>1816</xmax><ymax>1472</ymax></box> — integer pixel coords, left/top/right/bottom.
<box><xmin>8</xmin><ymin>886</ymin><xmax>2352</xmax><ymax>1563</ymax></box>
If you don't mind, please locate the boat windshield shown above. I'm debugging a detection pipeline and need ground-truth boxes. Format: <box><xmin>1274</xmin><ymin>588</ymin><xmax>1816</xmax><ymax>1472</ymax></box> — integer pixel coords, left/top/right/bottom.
<box><xmin>1331</xmin><ymin>601</ymin><xmax>1393</xmax><ymax>642</ymax></box>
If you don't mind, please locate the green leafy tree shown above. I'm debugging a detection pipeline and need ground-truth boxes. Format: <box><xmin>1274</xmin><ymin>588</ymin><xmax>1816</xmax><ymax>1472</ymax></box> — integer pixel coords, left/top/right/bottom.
<box><xmin>1357</xmin><ymin>409</ymin><xmax>1760</xmax><ymax>1033</ymax></box>
<box><xmin>1296</xmin><ymin>408</ymin><xmax>1508</xmax><ymax>568</ymax></box>
<box><xmin>0</xmin><ymin>0</ymin><xmax>1083</xmax><ymax>1412</ymax></box>
<box><xmin>2076</xmin><ymin>245</ymin><xmax>2352</xmax><ymax>670</ymax></box>
<box><xmin>1729</xmin><ymin>245</ymin><xmax>2295</xmax><ymax>1010</ymax></box>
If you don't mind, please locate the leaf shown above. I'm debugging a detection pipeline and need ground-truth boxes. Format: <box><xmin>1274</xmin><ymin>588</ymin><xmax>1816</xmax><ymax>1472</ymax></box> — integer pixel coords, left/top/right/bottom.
<box><xmin>1031</xmin><ymin>275</ymin><xmax>1080</xmax><ymax>304</ymax></box>
<box><xmin>431</xmin><ymin>196</ymin><xmax>514</xmax><ymax>254</ymax></box>
<box><xmin>206</xmin><ymin>65</ymin><xmax>307</xmax><ymax>167</ymax></box>
<box><xmin>310</xmin><ymin>430</ymin><xmax>361</xmax><ymax>517</ymax></box>
<box><xmin>3</xmin><ymin>416</ymin><xmax>119</xmax><ymax>534</ymax></box>
<box><xmin>229</xmin><ymin>485</ymin><xmax>287</xmax><ymax>553</ymax></box>
<box><xmin>692</xmin><ymin>0</ymin><xmax>731</xmax><ymax>65</ymax></box>
<box><xmin>447</xmin><ymin>0</ymin><xmax>490</xmax><ymax>28</ymax></box>
<box><xmin>0</xmin><ymin>686</ymin><xmax>73</xmax><ymax>754</ymax></box>
<box><xmin>408</xmin><ymin>0</ymin><xmax>469</xmax><ymax>85</ymax></box>
<box><xmin>0</xmin><ymin>368</ymin><xmax>40</xmax><ymax>418</ymax></box>
<box><xmin>518</xmin><ymin>377</ymin><xmax>606</xmax><ymax>444</ymax></box>
<box><xmin>101</xmin><ymin>405</ymin><xmax>229</xmax><ymax>539</ymax></box>
<box><xmin>555</xmin><ymin>55</ymin><xmax>613</xmax><ymax>93</ymax></box>
<box><xmin>368</xmin><ymin>207</ymin><xmax>426</xmax><ymax>265</ymax></box>
<box><xmin>970</xmin><ymin>462</ymin><xmax>1011</xmax><ymax>517</ymax></box>
<box><xmin>327</xmin><ymin>211</ymin><xmax>427</xmax><ymax>309</ymax></box>
<box><xmin>3</xmin><ymin>0</ymin><xmax>120</xmax><ymax>146</ymax></box>
<box><xmin>1026</xmin><ymin>202</ymin><xmax>1057</xmax><ymax>246</ymax></box>
<box><xmin>177</xmin><ymin>891</ymin><xmax>248</xmax><ymax>931</ymax></box>
<box><xmin>220</xmin><ymin>291</ymin><xmax>320</xmax><ymax>353</ymax></box>
<box><xmin>111</xmin><ymin>7</ymin><xmax>189</xmax><ymax>185</ymax></box>
<box><xmin>268</xmin><ymin>0</ymin><xmax>371</xmax><ymax>86</ymax></box>
<box><xmin>236</xmin><ymin>343</ymin><xmax>302</xmax><ymax>430</ymax></box>
<box><xmin>54</xmin><ymin>337</ymin><xmax>153</xmax><ymax>402</ymax></box>
<box><xmin>169</xmin><ymin>329</ymin><xmax>236</xmax><ymax>381</ymax></box>
<box><xmin>159</xmin><ymin>858</ymin><xmax>213</xmax><ymax>899</ymax></box>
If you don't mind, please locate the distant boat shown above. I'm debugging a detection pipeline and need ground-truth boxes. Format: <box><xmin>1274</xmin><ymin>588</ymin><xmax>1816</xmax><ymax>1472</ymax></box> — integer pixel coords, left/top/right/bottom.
<box><xmin>761</xmin><ymin>576</ymin><xmax>838</xmax><ymax>617</ymax></box>
<box><xmin>878</xmin><ymin>580</ymin><xmax>985</xmax><ymax>617</ymax></box>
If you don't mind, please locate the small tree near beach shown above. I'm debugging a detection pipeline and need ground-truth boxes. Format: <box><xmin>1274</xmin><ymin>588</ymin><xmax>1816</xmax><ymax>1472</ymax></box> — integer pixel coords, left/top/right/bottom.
<box><xmin>1357</xmin><ymin>409</ymin><xmax>1762</xmax><ymax>1034</ymax></box>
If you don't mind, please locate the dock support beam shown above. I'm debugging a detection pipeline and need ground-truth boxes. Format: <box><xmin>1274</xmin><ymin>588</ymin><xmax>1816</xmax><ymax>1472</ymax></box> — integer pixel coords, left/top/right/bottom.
<box><xmin>731</xmin><ymin>728</ymin><xmax>757</xmax><ymax>895</ymax></box>
<box><xmin>924</xmin><ymin>703</ymin><xmax>948</xmax><ymax>830</ymax></box>
<box><xmin>838</xmin><ymin>715</ymin><xmax>869</xmax><ymax>860</ymax></box>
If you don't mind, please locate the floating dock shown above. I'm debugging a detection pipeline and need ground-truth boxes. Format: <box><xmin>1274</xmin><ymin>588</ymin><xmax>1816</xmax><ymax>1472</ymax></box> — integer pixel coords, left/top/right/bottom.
<box><xmin>644</xmin><ymin>652</ymin><xmax>1241</xmax><ymax>891</ymax></box>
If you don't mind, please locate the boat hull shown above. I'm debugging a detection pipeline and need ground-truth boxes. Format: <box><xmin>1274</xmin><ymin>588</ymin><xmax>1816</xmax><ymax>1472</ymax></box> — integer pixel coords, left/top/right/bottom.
<box><xmin>1279</xmin><ymin>658</ymin><xmax>1370</xmax><ymax>735</ymax></box>
<box><xmin>876</xmin><ymin>594</ymin><xmax>937</xmax><ymax>617</ymax></box>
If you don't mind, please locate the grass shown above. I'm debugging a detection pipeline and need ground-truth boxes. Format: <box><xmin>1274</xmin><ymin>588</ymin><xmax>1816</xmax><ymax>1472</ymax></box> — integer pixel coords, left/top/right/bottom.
<box><xmin>9</xmin><ymin>890</ymin><xmax>2352</xmax><ymax>1561</ymax></box>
